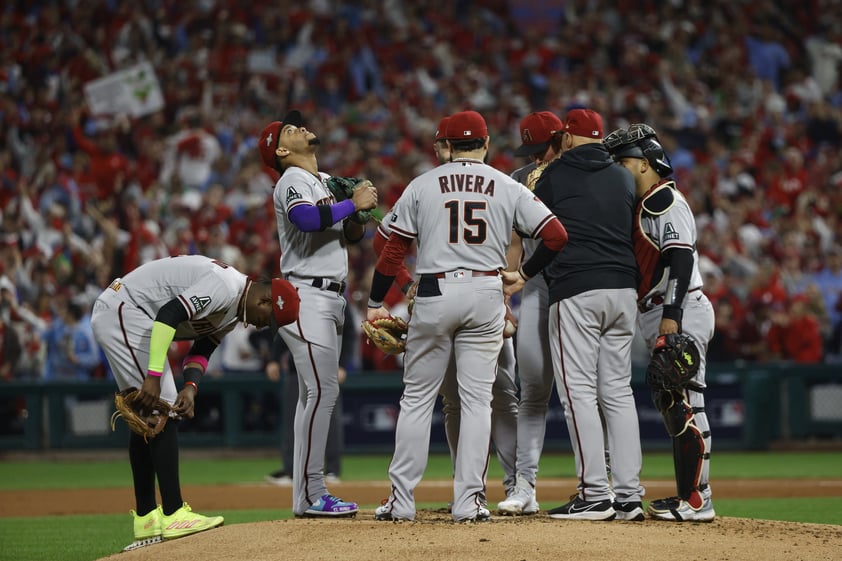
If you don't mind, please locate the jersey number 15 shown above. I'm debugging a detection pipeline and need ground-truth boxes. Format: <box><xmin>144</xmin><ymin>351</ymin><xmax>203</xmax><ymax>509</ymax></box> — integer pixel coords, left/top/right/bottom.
<box><xmin>445</xmin><ymin>200</ymin><xmax>488</xmax><ymax>245</ymax></box>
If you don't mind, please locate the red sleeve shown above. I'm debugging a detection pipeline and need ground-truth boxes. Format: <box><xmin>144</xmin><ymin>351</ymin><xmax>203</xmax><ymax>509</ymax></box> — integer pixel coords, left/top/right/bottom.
<box><xmin>374</xmin><ymin>232</ymin><xmax>413</xmax><ymax>289</ymax></box>
<box><xmin>376</xmin><ymin>233</ymin><xmax>412</xmax><ymax>276</ymax></box>
<box><xmin>536</xmin><ymin>217</ymin><xmax>567</xmax><ymax>250</ymax></box>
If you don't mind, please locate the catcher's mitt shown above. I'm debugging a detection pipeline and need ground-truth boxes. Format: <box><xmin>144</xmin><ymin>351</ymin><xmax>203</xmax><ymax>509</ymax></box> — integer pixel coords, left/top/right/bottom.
<box><xmin>326</xmin><ymin>176</ymin><xmax>373</xmax><ymax>224</ymax></box>
<box><xmin>645</xmin><ymin>334</ymin><xmax>703</xmax><ymax>392</ymax></box>
<box><xmin>110</xmin><ymin>389</ymin><xmax>172</xmax><ymax>442</ymax></box>
<box><xmin>362</xmin><ymin>316</ymin><xmax>409</xmax><ymax>355</ymax></box>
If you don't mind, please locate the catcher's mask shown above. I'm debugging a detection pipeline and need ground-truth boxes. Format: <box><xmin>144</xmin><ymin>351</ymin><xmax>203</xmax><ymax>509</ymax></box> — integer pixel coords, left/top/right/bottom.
<box><xmin>604</xmin><ymin>123</ymin><xmax>674</xmax><ymax>178</ymax></box>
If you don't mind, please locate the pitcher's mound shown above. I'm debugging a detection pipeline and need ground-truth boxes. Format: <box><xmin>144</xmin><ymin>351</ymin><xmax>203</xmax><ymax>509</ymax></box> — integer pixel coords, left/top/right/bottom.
<box><xmin>99</xmin><ymin>510</ymin><xmax>842</xmax><ymax>561</ymax></box>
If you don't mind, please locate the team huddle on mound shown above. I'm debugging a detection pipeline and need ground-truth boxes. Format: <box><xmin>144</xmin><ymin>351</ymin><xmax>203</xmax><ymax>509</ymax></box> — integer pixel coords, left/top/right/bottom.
<box><xmin>101</xmin><ymin>105</ymin><xmax>715</xmax><ymax>551</ymax></box>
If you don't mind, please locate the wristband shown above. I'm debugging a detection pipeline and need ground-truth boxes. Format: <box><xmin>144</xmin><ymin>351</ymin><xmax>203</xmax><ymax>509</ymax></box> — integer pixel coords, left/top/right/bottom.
<box><xmin>368</xmin><ymin>297</ymin><xmax>383</xmax><ymax>308</ymax></box>
<box><xmin>147</xmin><ymin>369</ymin><xmax>162</xmax><ymax>378</ymax></box>
<box><xmin>517</xmin><ymin>266</ymin><xmax>530</xmax><ymax>282</ymax></box>
<box><xmin>182</xmin><ymin>355</ymin><xmax>209</xmax><ymax>373</ymax></box>
<box><xmin>184</xmin><ymin>381</ymin><xmax>198</xmax><ymax>393</ymax></box>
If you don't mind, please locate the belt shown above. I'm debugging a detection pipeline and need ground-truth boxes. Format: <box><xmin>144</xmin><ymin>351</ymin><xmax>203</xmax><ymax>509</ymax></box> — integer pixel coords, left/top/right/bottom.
<box><xmin>639</xmin><ymin>287</ymin><xmax>702</xmax><ymax>312</ymax></box>
<box><xmin>311</xmin><ymin>278</ymin><xmax>346</xmax><ymax>293</ymax></box>
<box><xmin>285</xmin><ymin>275</ymin><xmax>346</xmax><ymax>294</ymax></box>
<box><xmin>431</xmin><ymin>269</ymin><xmax>499</xmax><ymax>279</ymax></box>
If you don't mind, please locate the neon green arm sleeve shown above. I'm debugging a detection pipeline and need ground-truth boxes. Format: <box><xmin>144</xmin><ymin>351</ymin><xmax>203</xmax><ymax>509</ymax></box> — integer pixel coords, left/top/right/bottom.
<box><xmin>147</xmin><ymin>321</ymin><xmax>177</xmax><ymax>374</ymax></box>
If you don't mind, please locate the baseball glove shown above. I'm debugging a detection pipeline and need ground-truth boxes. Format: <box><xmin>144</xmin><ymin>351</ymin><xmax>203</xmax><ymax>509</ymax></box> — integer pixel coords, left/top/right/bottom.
<box><xmin>326</xmin><ymin>176</ymin><xmax>373</xmax><ymax>224</ymax></box>
<box><xmin>645</xmin><ymin>333</ymin><xmax>703</xmax><ymax>392</ymax></box>
<box><xmin>110</xmin><ymin>389</ymin><xmax>172</xmax><ymax>442</ymax></box>
<box><xmin>362</xmin><ymin>316</ymin><xmax>409</xmax><ymax>355</ymax></box>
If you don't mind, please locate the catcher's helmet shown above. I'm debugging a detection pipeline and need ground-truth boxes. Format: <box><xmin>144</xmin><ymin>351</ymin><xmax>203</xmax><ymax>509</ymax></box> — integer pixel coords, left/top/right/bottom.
<box><xmin>604</xmin><ymin>123</ymin><xmax>674</xmax><ymax>178</ymax></box>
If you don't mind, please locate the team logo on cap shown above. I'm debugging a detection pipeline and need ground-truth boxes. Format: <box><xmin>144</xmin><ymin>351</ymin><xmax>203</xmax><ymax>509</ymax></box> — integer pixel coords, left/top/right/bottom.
<box><xmin>522</xmin><ymin>129</ymin><xmax>534</xmax><ymax>143</ymax></box>
<box><xmin>265</xmin><ymin>133</ymin><xmax>273</xmax><ymax>146</ymax></box>
<box><xmin>276</xmin><ymin>295</ymin><xmax>286</xmax><ymax>310</ymax></box>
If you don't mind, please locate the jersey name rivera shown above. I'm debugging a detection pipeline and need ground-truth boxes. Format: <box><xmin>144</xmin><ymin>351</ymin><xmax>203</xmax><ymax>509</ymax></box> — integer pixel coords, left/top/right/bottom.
<box><xmin>438</xmin><ymin>173</ymin><xmax>496</xmax><ymax>195</ymax></box>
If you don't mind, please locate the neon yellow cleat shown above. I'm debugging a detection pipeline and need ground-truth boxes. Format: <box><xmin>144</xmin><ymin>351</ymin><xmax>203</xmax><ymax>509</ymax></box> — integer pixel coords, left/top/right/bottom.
<box><xmin>161</xmin><ymin>503</ymin><xmax>224</xmax><ymax>539</ymax></box>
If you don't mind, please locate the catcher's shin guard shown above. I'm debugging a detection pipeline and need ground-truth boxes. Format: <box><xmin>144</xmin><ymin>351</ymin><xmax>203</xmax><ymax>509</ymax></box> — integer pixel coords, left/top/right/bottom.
<box><xmin>655</xmin><ymin>389</ymin><xmax>708</xmax><ymax>501</ymax></box>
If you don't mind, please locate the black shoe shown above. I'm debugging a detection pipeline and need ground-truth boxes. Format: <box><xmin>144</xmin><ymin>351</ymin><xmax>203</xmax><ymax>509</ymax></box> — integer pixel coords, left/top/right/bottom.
<box><xmin>613</xmin><ymin>501</ymin><xmax>645</xmax><ymax>521</ymax></box>
<box><xmin>547</xmin><ymin>497</ymin><xmax>616</xmax><ymax>521</ymax></box>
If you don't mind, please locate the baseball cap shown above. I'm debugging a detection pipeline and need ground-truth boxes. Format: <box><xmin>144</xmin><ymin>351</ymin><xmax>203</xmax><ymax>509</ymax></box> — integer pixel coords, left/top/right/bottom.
<box><xmin>269</xmin><ymin>278</ymin><xmax>300</xmax><ymax>331</ymax></box>
<box><xmin>445</xmin><ymin>110</ymin><xmax>488</xmax><ymax>140</ymax></box>
<box><xmin>514</xmin><ymin>111</ymin><xmax>564</xmax><ymax>156</ymax></box>
<box><xmin>564</xmin><ymin>108</ymin><xmax>604</xmax><ymax>139</ymax></box>
<box><xmin>258</xmin><ymin>110</ymin><xmax>304</xmax><ymax>170</ymax></box>
<box><xmin>435</xmin><ymin>116</ymin><xmax>451</xmax><ymax>141</ymax></box>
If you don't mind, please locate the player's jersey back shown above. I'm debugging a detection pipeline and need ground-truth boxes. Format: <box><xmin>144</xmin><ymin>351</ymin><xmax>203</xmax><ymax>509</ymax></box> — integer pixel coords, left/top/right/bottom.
<box><xmin>389</xmin><ymin>158</ymin><xmax>554</xmax><ymax>273</ymax></box>
<box><xmin>116</xmin><ymin>255</ymin><xmax>245</xmax><ymax>340</ymax></box>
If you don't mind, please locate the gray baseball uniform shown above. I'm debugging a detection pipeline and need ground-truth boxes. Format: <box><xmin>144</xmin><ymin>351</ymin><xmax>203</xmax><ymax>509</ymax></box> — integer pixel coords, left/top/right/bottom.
<box><xmin>376</xmin><ymin>215</ymin><xmax>519</xmax><ymax>496</ymax></box>
<box><xmin>91</xmin><ymin>255</ymin><xmax>244</xmax><ymax>405</ymax></box>
<box><xmin>635</xmin><ymin>180</ymin><xmax>715</xmax><ymax>503</ymax></box>
<box><xmin>509</xmin><ymin>162</ymin><xmax>554</xmax><ymax>487</ymax></box>
<box><xmin>381</xmin><ymin>157</ymin><xmax>556</xmax><ymax>521</ymax></box>
<box><xmin>273</xmin><ymin>166</ymin><xmax>349</xmax><ymax>516</ymax></box>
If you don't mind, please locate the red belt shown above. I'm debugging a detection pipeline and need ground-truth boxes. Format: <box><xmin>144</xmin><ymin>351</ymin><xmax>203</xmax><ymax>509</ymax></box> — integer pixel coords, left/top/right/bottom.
<box><xmin>433</xmin><ymin>270</ymin><xmax>499</xmax><ymax>279</ymax></box>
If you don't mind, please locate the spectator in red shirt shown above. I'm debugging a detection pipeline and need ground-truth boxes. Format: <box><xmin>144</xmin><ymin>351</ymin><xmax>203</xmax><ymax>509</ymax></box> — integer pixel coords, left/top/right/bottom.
<box><xmin>766</xmin><ymin>294</ymin><xmax>823</xmax><ymax>363</ymax></box>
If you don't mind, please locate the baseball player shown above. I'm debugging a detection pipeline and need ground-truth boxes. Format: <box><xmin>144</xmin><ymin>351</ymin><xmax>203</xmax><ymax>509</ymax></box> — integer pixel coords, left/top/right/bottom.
<box><xmin>90</xmin><ymin>255</ymin><xmax>299</xmax><ymax>550</ymax></box>
<box><xmin>534</xmin><ymin>108</ymin><xmax>645</xmax><ymax>522</ymax></box>
<box><xmin>368</xmin><ymin>110</ymin><xmax>567</xmax><ymax>522</ymax></box>
<box><xmin>258</xmin><ymin>110</ymin><xmax>377</xmax><ymax>517</ymax></box>
<box><xmin>497</xmin><ymin>111</ymin><xmax>564</xmax><ymax>515</ymax></box>
<box><xmin>605</xmin><ymin>123</ymin><xmax>716</xmax><ymax>522</ymax></box>
<box><xmin>373</xmin><ymin>116</ymin><xmax>519</xmax><ymax>500</ymax></box>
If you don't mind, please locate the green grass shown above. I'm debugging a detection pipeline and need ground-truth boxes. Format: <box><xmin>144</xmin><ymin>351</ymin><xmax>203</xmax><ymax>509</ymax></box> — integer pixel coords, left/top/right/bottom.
<box><xmin>0</xmin><ymin>451</ymin><xmax>840</xmax><ymax>561</ymax></box>
<box><xmin>3</xmin><ymin>451</ymin><xmax>839</xmax><ymax>490</ymax></box>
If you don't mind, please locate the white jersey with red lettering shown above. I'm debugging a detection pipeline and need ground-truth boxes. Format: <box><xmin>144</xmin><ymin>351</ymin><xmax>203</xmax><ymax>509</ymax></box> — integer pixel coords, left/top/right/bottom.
<box><xmin>91</xmin><ymin>255</ymin><xmax>246</xmax><ymax>405</ymax></box>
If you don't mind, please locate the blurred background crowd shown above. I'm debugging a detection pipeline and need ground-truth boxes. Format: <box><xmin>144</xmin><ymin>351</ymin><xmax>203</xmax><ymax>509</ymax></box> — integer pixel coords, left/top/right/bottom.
<box><xmin>2</xmin><ymin>0</ymin><xmax>842</xmax><ymax>385</ymax></box>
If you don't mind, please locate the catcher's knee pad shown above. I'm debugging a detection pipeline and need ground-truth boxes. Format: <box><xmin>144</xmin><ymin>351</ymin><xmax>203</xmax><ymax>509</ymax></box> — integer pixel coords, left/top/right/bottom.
<box><xmin>653</xmin><ymin>389</ymin><xmax>693</xmax><ymax>437</ymax></box>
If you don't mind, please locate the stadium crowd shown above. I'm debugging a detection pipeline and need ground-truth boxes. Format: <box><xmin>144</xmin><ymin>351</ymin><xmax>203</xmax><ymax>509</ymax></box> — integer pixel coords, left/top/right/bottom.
<box><xmin>1</xmin><ymin>0</ymin><xmax>842</xmax><ymax>384</ymax></box>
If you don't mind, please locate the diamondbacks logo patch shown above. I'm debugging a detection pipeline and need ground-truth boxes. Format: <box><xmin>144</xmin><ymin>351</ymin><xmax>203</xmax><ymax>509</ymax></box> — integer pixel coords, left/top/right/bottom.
<box><xmin>189</xmin><ymin>295</ymin><xmax>211</xmax><ymax>313</ymax></box>
<box><xmin>663</xmin><ymin>222</ymin><xmax>679</xmax><ymax>241</ymax></box>
<box><xmin>286</xmin><ymin>186</ymin><xmax>303</xmax><ymax>204</ymax></box>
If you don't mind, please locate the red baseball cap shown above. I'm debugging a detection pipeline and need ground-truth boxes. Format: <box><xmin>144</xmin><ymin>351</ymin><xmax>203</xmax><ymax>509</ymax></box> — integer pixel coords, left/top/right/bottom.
<box><xmin>445</xmin><ymin>110</ymin><xmax>488</xmax><ymax>140</ymax></box>
<box><xmin>435</xmin><ymin>116</ymin><xmax>451</xmax><ymax>141</ymax></box>
<box><xmin>564</xmin><ymin>108</ymin><xmax>604</xmax><ymax>139</ymax></box>
<box><xmin>258</xmin><ymin>110</ymin><xmax>304</xmax><ymax>170</ymax></box>
<box><xmin>515</xmin><ymin>111</ymin><xmax>564</xmax><ymax>156</ymax></box>
<box><xmin>270</xmin><ymin>278</ymin><xmax>300</xmax><ymax>330</ymax></box>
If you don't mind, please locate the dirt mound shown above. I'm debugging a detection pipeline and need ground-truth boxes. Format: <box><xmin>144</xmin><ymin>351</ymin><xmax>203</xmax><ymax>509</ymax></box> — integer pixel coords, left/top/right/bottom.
<box><xmin>99</xmin><ymin>513</ymin><xmax>842</xmax><ymax>561</ymax></box>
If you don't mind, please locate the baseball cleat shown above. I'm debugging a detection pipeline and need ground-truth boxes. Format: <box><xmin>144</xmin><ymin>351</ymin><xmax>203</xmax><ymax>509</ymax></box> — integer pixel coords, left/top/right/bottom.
<box><xmin>130</xmin><ymin>507</ymin><xmax>162</xmax><ymax>540</ymax></box>
<box><xmin>647</xmin><ymin>495</ymin><xmax>715</xmax><ymax>522</ymax></box>
<box><xmin>547</xmin><ymin>497</ymin><xmax>616</xmax><ymax>521</ymax></box>
<box><xmin>454</xmin><ymin>506</ymin><xmax>490</xmax><ymax>523</ymax></box>
<box><xmin>161</xmin><ymin>503</ymin><xmax>224</xmax><ymax>539</ymax></box>
<box><xmin>612</xmin><ymin>501</ymin><xmax>645</xmax><ymax>521</ymax></box>
<box><xmin>122</xmin><ymin>536</ymin><xmax>163</xmax><ymax>551</ymax></box>
<box><xmin>265</xmin><ymin>470</ymin><xmax>293</xmax><ymax>486</ymax></box>
<box><xmin>299</xmin><ymin>494</ymin><xmax>358</xmax><ymax>517</ymax></box>
<box><xmin>497</xmin><ymin>475</ymin><xmax>539</xmax><ymax>515</ymax></box>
